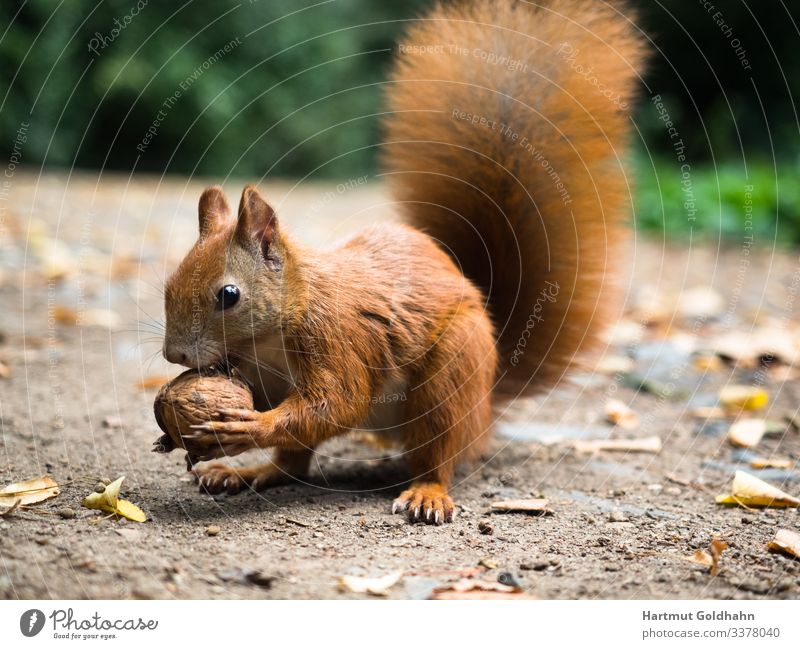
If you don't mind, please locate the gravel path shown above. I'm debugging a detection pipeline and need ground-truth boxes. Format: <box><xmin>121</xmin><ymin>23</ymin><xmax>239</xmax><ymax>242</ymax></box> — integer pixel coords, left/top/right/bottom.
<box><xmin>1</xmin><ymin>172</ymin><xmax>799</xmax><ymax>599</ymax></box>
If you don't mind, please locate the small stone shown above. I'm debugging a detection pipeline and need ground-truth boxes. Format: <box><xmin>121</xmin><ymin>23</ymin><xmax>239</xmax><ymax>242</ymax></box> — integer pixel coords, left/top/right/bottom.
<box><xmin>93</xmin><ymin>483</ymin><xmax>106</xmax><ymax>493</ymax></box>
<box><xmin>57</xmin><ymin>507</ymin><xmax>76</xmax><ymax>519</ymax></box>
<box><xmin>206</xmin><ymin>525</ymin><xmax>221</xmax><ymax>537</ymax></box>
<box><xmin>478</xmin><ymin>520</ymin><xmax>494</xmax><ymax>535</ymax></box>
<box><xmin>609</xmin><ymin>508</ymin><xmax>628</xmax><ymax>523</ymax></box>
<box><xmin>498</xmin><ymin>571</ymin><xmax>522</xmax><ymax>588</ymax></box>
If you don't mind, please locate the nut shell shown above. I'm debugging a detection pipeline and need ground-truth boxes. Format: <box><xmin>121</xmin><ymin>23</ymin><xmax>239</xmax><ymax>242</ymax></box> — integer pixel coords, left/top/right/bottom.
<box><xmin>153</xmin><ymin>367</ymin><xmax>253</xmax><ymax>453</ymax></box>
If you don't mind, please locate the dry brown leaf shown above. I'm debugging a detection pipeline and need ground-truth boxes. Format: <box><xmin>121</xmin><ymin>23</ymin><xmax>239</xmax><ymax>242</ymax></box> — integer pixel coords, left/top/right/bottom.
<box><xmin>53</xmin><ymin>306</ymin><xmax>79</xmax><ymax>326</ymax></box>
<box><xmin>573</xmin><ymin>436</ymin><xmax>662</xmax><ymax>454</ymax></box>
<box><xmin>727</xmin><ymin>419</ymin><xmax>766</xmax><ymax>448</ymax></box>
<box><xmin>490</xmin><ymin>499</ymin><xmax>552</xmax><ymax>514</ymax></box>
<box><xmin>768</xmin><ymin>529</ymin><xmax>800</xmax><ymax>559</ymax></box>
<box><xmin>0</xmin><ymin>475</ymin><xmax>60</xmax><ymax>507</ymax></box>
<box><xmin>688</xmin><ymin>549</ymin><xmax>713</xmax><ymax>569</ymax></box>
<box><xmin>604</xmin><ymin>399</ymin><xmax>638</xmax><ymax>430</ymax></box>
<box><xmin>689</xmin><ymin>406</ymin><xmax>727</xmax><ymax>419</ymax></box>
<box><xmin>338</xmin><ymin>571</ymin><xmax>403</xmax><ymax>596</ymax></box>
<box><xmin>137</xmin><ymin>375</ymin><xmax>172</xmax><ymax>390</ymax></box>
<box><xmin>0</xmin><ymin>498</ymin><xmax>21</xmax><ymax>517</ymax></box>
<box><xmin>693</xmin><ymin>354</ymin><xmax>723</xmax><ymax>372</ymax></box>
<box><xmin>686</xmin><ymin>538</ymin><xmax>727</xmax><ymax>575</ymax></box>
<box><xmin>716</xmin><ymin>470</ymin><xmax>800</xmax><ymax>508</ymax></box>
<box><xmin>431</xmin><ymin>578</ymin><xmax>534</xmax><ymax>600</ymax></box>
<box><xmin>709</xmin><ymin>538</ymin><xmax>728</xmax><ymax>576</ymax></box>
<box><xmin>749</xmin><ymin>457</ymin><xmax>793</xmax><ymax>470</ymax></box>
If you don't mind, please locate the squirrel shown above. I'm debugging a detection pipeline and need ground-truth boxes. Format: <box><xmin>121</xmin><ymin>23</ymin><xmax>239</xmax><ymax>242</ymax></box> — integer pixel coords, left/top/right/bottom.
<box><xmin>162</xmin><ymin>0</ymin><xmax>644</xmax><ymax>524</ymax></box>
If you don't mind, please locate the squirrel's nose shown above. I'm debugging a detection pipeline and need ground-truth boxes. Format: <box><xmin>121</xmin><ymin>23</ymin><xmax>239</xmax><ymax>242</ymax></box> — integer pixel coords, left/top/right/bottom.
<box><xmin>163</xmin><ymin>344</ymin><xmax>188</xmax><ymax>366</ymax></box>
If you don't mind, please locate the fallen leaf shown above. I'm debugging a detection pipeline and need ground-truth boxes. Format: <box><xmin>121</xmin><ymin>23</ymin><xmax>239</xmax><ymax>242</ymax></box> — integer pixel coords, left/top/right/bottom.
<box><xmin>490</xmin><ymin>499</ymin><xmax>553</xmax><ymax>514</ymax></box>
<box><xmin>678</xmin><ymin>287</ymin><xmax>724</xmax><ymax>319</ymax></box>
<box><xmin>709</xmin><ymin>538</ymin><xmax>728</xmax><ymax>576</ymax></box>
<box><xmin>688</xmin><ymin>549</ymin><xmax>713</xmax><ymax>569</ymax></box>
<box><xmin>137</xmin><ymin>375</ymin><xmax>171</xmax><ymax>390</ymax></box>
<box><xmin>716</xmin><ymin>470</ymin><xmax>800</xmax><ymax>508</ymax></box>
<box><xmin>82</xmin><ymin>476</ymin><xmax>146</xmax><ymax>522</ymax></box>
<box><xmin>430</xmin><ymin>578</ymin><xmax>534</xmax><ymax>600</ymax></box>
<box><xmin>727</xmin><ymin>419</ymin><xmax>766</xmax><ymax>448</ymax></box>
<box><xmin>768</xmin><ymin>529</ymin><xmax>800</xmax><ymax>559</ymax></box>
<box><xmin>686</xmin><ymin>539</ymin><xmax>727</xmax><ymax>575</ymax></box>
<box><xmin>0</xmin><ymin>498</ymin><xmax>21</xmax><ymax>517</ymax></box>
<box><xmin>719</xmin><ymin>385</ymin><xmax>769</xmax><ymax>411</ymax></box>
<box><xmin>573</xmin><ymin>436</ymin><xmax>662</xmax><ymax>454</ymax></box>
<box><xmin>605</xmin><ymin>399</ymin><xmax>638</xmax><ymax>430</ymax></box>
<box><xmin>0</xmin><ymin>475</ymin><xmax>60</xmax><ymax>507</ymax></box>
<box><xmin>693</xmin><ymin>355</ymin><xmax>722</xmax><ymax>372</ymax></box>
<box><xmin>594</xmin><ymin>355</ymin><xmax>634</xmax><ymax>375</ymax></box>
<box><xmin>338</xmin><ymin>570</ymin><xmax>403</xmax><ymax>596</ymax></box>
<box><xmin>749</xmin><ymin>457</ymin><xmax>793</xmax><ymax>470</ymax></box>
<box><xmin>53</xmin><ymin>306</ymin><xmax>79</xmax><ymax>326</ymax></box>
<box><xmin>689</xmin><ymin>405</ymin><xmax>727</xmax><ymax>419</ymax></box>
<box><xmin>708</xmin><ymin>327</ymin><xmax>800</xmax><ymax>367</ymax></box>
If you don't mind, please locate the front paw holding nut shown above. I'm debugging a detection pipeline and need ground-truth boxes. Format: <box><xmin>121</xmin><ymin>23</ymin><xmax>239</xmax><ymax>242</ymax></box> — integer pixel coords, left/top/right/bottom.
<box><xmin>182</xmin><ymin>408</ymin><xmax>269</xmax><ymax>461</ymax></box>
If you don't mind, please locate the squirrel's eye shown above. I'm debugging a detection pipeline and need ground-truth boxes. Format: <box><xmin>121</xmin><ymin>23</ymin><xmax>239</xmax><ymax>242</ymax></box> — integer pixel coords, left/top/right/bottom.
<box><xmin>216</xmin><ymin>285</ymin><xmax>240</xmax><ymax>310</ymax></box>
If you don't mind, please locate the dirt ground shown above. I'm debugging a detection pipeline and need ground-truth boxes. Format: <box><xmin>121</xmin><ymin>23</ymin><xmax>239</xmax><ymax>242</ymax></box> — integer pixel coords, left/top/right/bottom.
<box><xmin>1</xmin><ymin>172</ymin><xmax>799</xmax><ymax>600</ymax></box>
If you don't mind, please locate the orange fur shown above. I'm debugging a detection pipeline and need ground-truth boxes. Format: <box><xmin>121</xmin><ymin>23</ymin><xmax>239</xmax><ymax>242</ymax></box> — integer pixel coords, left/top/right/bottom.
<box><xmin>164</xmin><ymin>0</ymin><xmax>645</xmax><ymax>524</ymax></box>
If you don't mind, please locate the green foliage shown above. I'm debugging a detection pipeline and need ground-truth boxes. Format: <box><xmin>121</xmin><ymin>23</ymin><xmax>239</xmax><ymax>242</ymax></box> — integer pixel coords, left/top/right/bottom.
<box><xmin>0</xmin><ymin>1</ymin><xmax>796</xmax><ymax>242</ymax></box>
<box><xmin>635</xmin><ymin>155</ymin><xmax>800</xmax><ymax>244</ymax></box>
<box><xmin>0</xmin><ymin>0</ymin><xmax>426</xmax><ymax>179</ymax></box>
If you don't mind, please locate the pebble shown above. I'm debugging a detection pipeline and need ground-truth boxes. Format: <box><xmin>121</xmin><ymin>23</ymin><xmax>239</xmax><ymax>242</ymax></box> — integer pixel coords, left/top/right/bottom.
<box><xmin>478</xmin><ymin>520</ymin><xmax>494</xmax><ymax>535</ymax></box>
<box><xmin>93</xmin><ymin>482</ymin><xmax>106</xmax><ymax>494</ymax></box>
<box><xmin>206</xmin><ymin>525</ymin><xmax>221</xmax><ymax>537</ymax></box>
<box><xmin>57</xmin><ymin>507</ymin><xmax>76</xmax><ymax>519</ymax></box>
<box><xmin>609</xmin><ymin>508</ymin><xmax>629</xmax><ymax>523</ymax></box>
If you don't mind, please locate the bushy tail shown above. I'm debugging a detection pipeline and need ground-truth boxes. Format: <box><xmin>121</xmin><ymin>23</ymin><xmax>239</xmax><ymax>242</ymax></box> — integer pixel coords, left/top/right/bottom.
<box><xmin>382</xmin><ymin>0</ymin><xmax>645</xmax><ymax>395</ymax></box>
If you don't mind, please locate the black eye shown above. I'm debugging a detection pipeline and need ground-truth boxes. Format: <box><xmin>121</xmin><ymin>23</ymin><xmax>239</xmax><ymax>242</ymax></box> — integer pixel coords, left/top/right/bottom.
<box><xmin>216</xmin><ymin>285</ymin><xmax>240</xmax><ymax>310</ymax></box>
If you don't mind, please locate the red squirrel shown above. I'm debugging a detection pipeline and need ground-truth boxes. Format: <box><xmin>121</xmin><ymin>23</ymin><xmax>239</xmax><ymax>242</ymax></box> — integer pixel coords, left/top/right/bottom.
<box><xmin>162</xmin><ymin>0</ymin><xmax>644</xmax><ymax>524</ymax></box>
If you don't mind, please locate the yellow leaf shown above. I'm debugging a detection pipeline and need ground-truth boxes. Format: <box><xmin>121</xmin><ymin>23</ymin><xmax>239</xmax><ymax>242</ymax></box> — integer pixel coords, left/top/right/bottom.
<box><xmin>716</xmin><ymin>471</ymin><xmax>800</xmax><ymax>508</ymax></box>
<box><xmin>0</xmin><ymin>475</ymin><xmax>60</xmax><ymax>507</ymax></box>
<box><xmin>82</xmin><ymin>476</ymin><xmax>147</xmax><ymax>522</ymax></box>
<box><xmin>719</xmin><ymin>385</ymin><xmax>769</xmax><ymax>410</ymax></box>
<box><xmin>115</xmin><ymin>500</ymin><xmax>147</xmax><ymax>523</ymax></box>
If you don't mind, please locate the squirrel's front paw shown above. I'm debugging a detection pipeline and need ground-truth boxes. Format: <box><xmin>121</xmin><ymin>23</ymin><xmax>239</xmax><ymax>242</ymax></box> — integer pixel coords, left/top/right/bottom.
<box><xmin>192</xmin><ymin>461</ymin><xmax>286</xmax><ymax>495</ymax></box>
<box><xmin>182</xmin><ymin>409</ymin><xmax>268</xmax><ymax>461</ymax></box>
<box><xmin>392</xmin><ymin>482</ymin><xmax>455</xmax><ymax>525</ymax></box>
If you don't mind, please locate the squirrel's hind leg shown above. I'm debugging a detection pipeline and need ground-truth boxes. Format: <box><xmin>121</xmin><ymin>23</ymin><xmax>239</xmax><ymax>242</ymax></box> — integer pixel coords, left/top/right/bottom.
<box><xmin>393</xmin><ymin>306</ymin><xmax>495</xmax><ymax>524</ymax></box>
<box><xmin>192</xmin><ymin>447</ymin><xmax>313</xmax><ymax>496</ymax></box>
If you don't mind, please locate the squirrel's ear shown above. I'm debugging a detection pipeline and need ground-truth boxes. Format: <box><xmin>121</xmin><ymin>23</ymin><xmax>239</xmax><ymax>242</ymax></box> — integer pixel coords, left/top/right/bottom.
<box><xmin>198</xmin><ymin>186</ymin><xmax>232</xmax><ymax>238</ymax></box>
<box><xmin>235</xmin><ymin>184</ymin><xmax>277</xmax><ymax>259</ymax></box>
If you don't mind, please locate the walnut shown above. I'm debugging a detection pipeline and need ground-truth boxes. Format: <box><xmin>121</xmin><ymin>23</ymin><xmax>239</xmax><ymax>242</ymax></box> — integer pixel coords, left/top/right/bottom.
<box><xmin>152</xmin><ymin>367</ymin><xmax>253</xmax><ymax>454</ymax></box>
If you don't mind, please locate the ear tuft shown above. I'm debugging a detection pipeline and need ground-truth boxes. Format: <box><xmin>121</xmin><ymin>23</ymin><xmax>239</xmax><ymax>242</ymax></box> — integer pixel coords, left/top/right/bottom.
<box><xmin>236</xmin><ymin>184</ymin><xmax>277</xmax><ymax>261</ymax></box>
<box><xmin>198</xmin><ymin>186</ymin><xmax>232</xmax><ymax>238</ymax></box>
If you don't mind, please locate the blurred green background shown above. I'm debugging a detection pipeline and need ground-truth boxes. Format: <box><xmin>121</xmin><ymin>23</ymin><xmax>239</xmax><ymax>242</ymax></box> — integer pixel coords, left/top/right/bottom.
<box><xmin>1</xmin><ymin>0</ymin><xmax>797</xmax><ymax>242</ymax></box>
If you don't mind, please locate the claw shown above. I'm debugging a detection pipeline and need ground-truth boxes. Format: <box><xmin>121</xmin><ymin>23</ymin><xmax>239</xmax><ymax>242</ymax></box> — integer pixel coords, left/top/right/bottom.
<box><xmin>435</xmin><ymin>510</ymin><xmax>441</xmax><ymax>524</ymax></box>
